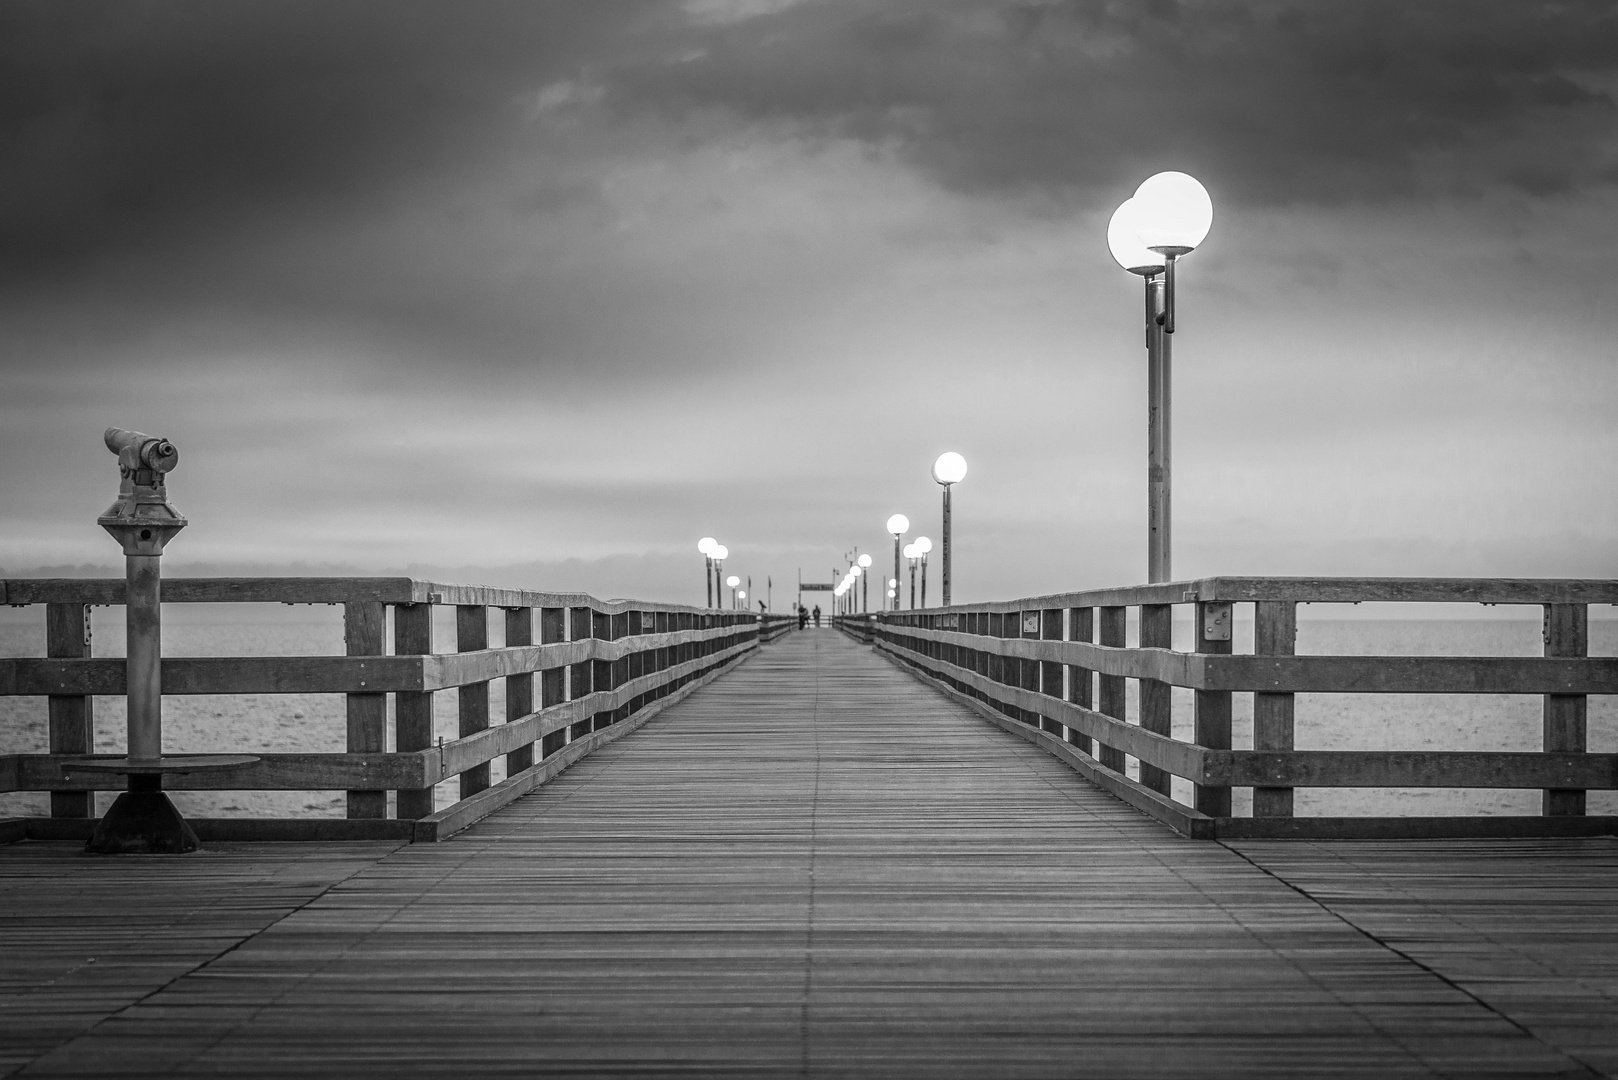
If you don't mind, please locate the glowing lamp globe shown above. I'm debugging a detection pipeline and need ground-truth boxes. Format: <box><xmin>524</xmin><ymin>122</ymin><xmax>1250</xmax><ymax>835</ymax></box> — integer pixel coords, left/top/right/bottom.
<box><xmin>726</xmin><ymin>575</ymin><xmax>739</xmax><ymax>589</ymax></box>
<box><xmin>857</xmin><ymin>553</ymin><xmax>872</xmax><ymax>568</ymax></box>
<box><xmin>851</xmin><ymin>564</ymin><xmax>862</xmax><ymax>576</ymax></box>
<box><xmin>887</xmin><ymin>588</ymin><xmax>896</xmax><ymax>599</ymax></box>
<box><xmin>914</xmin><ymin>536</ymin><xmax>932</xmax><ymax>555</ymax></box>
<box><xmin>698</xmin><ymin>537</ymin><xmax>716</xmax><ymax>556</ymax></box>
<box><xmin>712</xmin><ymin>544</ymin><xmax>728</xmax><ymax>561</ymax></box>
<box><xmin>1131</xmin><ymin>171</ymin><xmax>1213</xmax><ymax>256</ymax></box>
<box><xmin>737</xmin><ymin>591</ymin><xmax>745</xmax><ymax>600</ymax></box>
<box><xmin>888</xmin><ymin>578</ymin><xmax>898</xmax><ymax>588</ymax></box>
<box><xmin>1107</xmin><ymin>199</ymin><xmax>1166</xmax><ymax>275</ymax></box>
<box><xmin>931</xmin><ymin>451</ymin><xmax>968</xmax><ymax>485</ymax></box>
<box><xmin>886</xmin><ymin>514</ymin><xmax>909</xmax><ymax>535</ymax></box>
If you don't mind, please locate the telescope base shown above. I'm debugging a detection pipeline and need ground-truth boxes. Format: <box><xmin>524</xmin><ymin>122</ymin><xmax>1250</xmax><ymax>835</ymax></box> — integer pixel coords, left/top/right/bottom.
<box><xmin>85</xmin><ymin>775</ymin><xmax>200</xmax><ymax>855</ymax></box>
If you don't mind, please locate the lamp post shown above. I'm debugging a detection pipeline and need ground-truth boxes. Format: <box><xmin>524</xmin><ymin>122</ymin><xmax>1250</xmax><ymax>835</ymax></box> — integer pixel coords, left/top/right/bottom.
<box><xmin>930</xmin><ymin>453</ymin><xmax>966</xmax><ymax>606</ymax></box>
<box><xmin>857</xmin><ymin>553</ymin><xmax>872</xmax><ymax>612</ymax></box>
<box><xmin>914</xmin><ymin>536</ymin><xmax>932</xmax><ymax>608</ymax></box>
<box><xmin>726</xmin><ymin>574</ymin><xmax>740</xmax><ymax>610</ymax></box>
<box><xmin>712</xmin><ymin>545</ymin><xmax>728</xmax><ymax>607</ymax></box>
<box><xmin>1108</xmin><ymin>172</ymin><xmax>1212</xmax><ymax>583</ymax></box>
<box><xmin>903</xmin><ymin>543</ymin><xmax>918</xmax><ymax>609</ymax></box>
<box><xmin>698</xmin><ymin>537</ymin><xmax>717</xmax><ymax>607</ymax></box>
<box><xmin>886</xmin><ymin>514</ymin><xmax>908</xmax><ymax>612</ymax></box>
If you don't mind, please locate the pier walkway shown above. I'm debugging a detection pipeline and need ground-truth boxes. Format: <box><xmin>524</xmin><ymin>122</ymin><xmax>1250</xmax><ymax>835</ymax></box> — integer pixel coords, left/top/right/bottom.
<box><xmin>4</xmin><ymin>628</ymin><xmax>1617</xmax><ymax>1077</ymax></box>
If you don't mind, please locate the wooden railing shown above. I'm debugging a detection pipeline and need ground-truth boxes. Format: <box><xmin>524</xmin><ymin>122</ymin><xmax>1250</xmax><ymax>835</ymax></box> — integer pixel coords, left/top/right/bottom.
<box><xmin>840</xmin><ymin>578</ymin><xmax>1618</xmax><ymax>840</ymax></box>
<box><xmin>0</xmin><ymin>577</ymin><xmax>786</xmax><ymax>843</ymax></box>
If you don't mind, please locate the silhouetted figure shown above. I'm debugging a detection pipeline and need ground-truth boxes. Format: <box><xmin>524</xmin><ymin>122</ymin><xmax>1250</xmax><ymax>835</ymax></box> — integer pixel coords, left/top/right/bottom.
<box><xmin>812</xmin><ymin>604</ymin><xmax>821</xmax><ymax>628</ymax></box>
<box><xmin>798</xmin><ymin>605</ymin><xmax>808</xmax><ymax>630</ymax></box>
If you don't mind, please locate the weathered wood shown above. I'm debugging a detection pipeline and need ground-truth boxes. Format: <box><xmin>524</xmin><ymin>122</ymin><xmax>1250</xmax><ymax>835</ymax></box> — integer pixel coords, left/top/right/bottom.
<box><xmin>1138</xmin><ymin>603</ymin><xmax>1173</xmax><ymax>795</ymax></box>
<box><xmin>505</xmin><ymin>607</ymin><xmax>535</xmax><ymax>775</ymax></box>
<box><xmin>7</xmin><ymin>815</ymin><xmax>415</xmax><ymax>842</ymax></box>
<box><xmin>939</xmin><ymin>575</ymin><xmax>1618</xmax><ymax>611</ymax></box>
<box><xmin>394</xmin><ymin>602</ymin><xmax>435</xmax><ymax>820</ymax></box>
<box><xmin>870</xmin><ymin>628</ymin><xmax>1618</xmax><ymax>694</ymax></box>
<box><xmin>344</xmin><ymin>600</ymin><xmax>388</xmax><ymax>819</ymax></box>
<box><xmin>1543</xmin><ymin>602</ymin><xmax>1588</xmax><ymax>816</ymax></box>
<box><xmin>413</xmin><ymin>648</ymin><xmax>745</xmax><ymax>842</ymax></box>
<box><xmin>1252</xmin><ymin>599</ymin><xmax>1296</xmax><ymax>817</ymax></box>
<box><xmin>1205</xmin><ymin>750</ymin><xmax>1618</xmax><ymax>789</ymax></box>
<box><xmin>1064</xmin><ymin>606</ymin><xmax>1094</xmax><ymax>756</ymax></box>
<box><xmin>45</xmin><ymin>603</ymin><xmax>94</xmax><ymax>818</ymax></box>
<box><xmin>22</xmin><ymin>752</ymin><xmax>434</xmax><ymax>791</ymax></box>
<box><xmin>1096</xmin><ymin>607</ymin><xmax>1128</xmax><ymax>773</ymax></box>
<box><xmin>1194</xmin><ymin>601</ymin><xmax>1233</xmax><ymax>817</ymax></box>
<box><xmin>456</xmin><ymin>605</ymin><xmax>491</xmax><ymax>798</ymax></box>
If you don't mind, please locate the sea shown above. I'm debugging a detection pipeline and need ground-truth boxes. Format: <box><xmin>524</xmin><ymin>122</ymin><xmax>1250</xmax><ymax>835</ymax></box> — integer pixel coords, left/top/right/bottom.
<box><xmin>1</xmin><ymin>604</ymin><xmax>1613</xmax><ymax>820</ymax></box>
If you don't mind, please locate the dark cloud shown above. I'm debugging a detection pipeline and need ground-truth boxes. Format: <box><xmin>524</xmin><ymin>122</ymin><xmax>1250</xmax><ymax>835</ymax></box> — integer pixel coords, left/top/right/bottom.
<box><xmin>0</xmin><ymin>1</ymin><xmax>653</xmax><ymax>285</ymax></box>
<box><xmin>608</xmin><ymin>0</ymin><xmax>1618</xmax><ymax>207</ymax></box>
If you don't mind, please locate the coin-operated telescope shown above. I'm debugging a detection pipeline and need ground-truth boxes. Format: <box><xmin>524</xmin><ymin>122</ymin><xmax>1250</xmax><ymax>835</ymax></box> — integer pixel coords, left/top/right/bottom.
<box><xmin>98</xmin><ymin>427</ymin><xmax>186</xmax><ymax>555</ymax></box>
<box><xmin>79</xmin><ymin>428</ymin><xmax>254</xmax><ymax>854</ymax></box>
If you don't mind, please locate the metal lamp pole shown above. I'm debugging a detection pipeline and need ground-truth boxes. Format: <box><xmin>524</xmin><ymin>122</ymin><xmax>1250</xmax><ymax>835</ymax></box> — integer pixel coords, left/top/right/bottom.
<box><xmin>886</xmin><ymin>514</ymin><xmax>908</xmax><ymax>613</ymax></box>
<box><xmin>931</xmin><ymin>453</ymin><xmax>966</xmax><ymax>607</ymax></box>
<box><xmin>1109</xmin><ymin>176</ymin><xmax>1211</xmax><ymax>584</ymax></box>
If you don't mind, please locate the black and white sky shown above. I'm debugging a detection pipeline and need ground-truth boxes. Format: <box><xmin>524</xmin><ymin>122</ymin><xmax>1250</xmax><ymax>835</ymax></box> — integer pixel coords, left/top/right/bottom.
<box><xmin>3</xmin><ymin>1</ymin><xmax>1615</xmax><ymax>602</ymax></box>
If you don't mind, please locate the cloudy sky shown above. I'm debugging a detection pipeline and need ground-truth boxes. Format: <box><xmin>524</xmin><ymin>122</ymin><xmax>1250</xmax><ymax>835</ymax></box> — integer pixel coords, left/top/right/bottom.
<box><xmin>2</xmin><ymin>0</ymin><xmax>1615</xmax><ymax>604</ymax></box>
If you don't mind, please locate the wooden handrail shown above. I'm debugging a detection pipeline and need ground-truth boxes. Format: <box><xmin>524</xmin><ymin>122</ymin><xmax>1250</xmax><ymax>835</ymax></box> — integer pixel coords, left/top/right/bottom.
<box><xmin>1</xmin><ymin>577</ymin><xmax>794</xmax><ymax>843</ymax></box>
<box><xmin>844</xmin><ymin>577</ymin><xmax>1617</xmax><ymax>840</ymax></box>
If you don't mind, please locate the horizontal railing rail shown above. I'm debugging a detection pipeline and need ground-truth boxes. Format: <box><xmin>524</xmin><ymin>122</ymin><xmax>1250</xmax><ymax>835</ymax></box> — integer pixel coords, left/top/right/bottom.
<box><xmin>1</xmin><ymin>577</ymin><xmax>792</xmax><ymax>842</ymax></box>
<box><xmin>839</xmin><ymin>576</ymin><xmax>1616</xmax><ymax>841</ymax></box>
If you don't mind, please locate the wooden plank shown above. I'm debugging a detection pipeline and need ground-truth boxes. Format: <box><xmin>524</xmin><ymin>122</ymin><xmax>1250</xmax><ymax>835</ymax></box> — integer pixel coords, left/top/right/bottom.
<box><xmin>504</xmin><ymin>607</ymin><xmax>535</xmax><ymax>776</ymax></box>
<box><xmin>1543</xmin><ymin>602</ymin><xmax>1587</xmax><ymax>816</ymax></box>
<box><xmin>1095</xmin><ymin>606</ymin><xmax>1127</xmax><ymax>773</ymax></box>
<box><xmin>13</xmin><ymin>816</ymin><xmax>415</xmax><ymax>842</ymax></box>
<box><xmin>394</xmin><ymin>602</ymin><xmax>435</xmax><ymax>820</ymax></box>
<box><xmin>456</xmin><ymin>605</ymin><xmax>491</xmax><ymax>798</ymax></box>
<box><xmin>1207</xmin><ymin>750</ymin><xmax>1618</xmax><ymax>789</ymax></box>
<box><xmin>1194</xmin><ymin>601</ymin><xmax>1232</xmax><ymax>816</ymax></box>
<box><xmin>923</xmin><ymin>575</ymin><xmax>1618</xmax><ymax>610</ymax></box>
<box><xmin>872</xmin><ymin>629</ymin><xmax>1618</xmax><ymax>694</ymax></box>
<box><xmin>1138</xmin><ymin>603</ymin><xmax>1173</xmax><ymax>796</ymax></box>
<box><xmin>1252</xmin><ymin>599</ymin><xmax>1296</xmax><ymax>818</ymax></box>
<box><xmin>16</xmin><ymin>752</ymin><xmax>434</xmax><ymax>791</ymax></box>
<box><xmin>46</xmin><ymin>602</ymin><xmax>94</xmax><ymax>818</ymax></box>
<box><xmin>344</xmin><ymin>600</ymin><xmax>388</xmax><ymax>819</ymax></box>
<box><xmin>1217</xmin><ymin>815</ymin><xmax>1618</xmax><ymax>840</ymax></box>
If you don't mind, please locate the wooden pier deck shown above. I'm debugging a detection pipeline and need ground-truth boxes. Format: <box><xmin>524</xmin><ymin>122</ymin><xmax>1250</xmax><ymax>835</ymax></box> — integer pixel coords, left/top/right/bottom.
<box><xmin>3</xmin><ymin>628</ymin><xmax>1616</xmax><ymax>1078</ymax></box>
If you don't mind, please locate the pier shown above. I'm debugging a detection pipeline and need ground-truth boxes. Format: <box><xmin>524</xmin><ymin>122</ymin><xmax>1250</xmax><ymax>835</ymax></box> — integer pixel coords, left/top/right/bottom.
<box><xmin>3</xmin><ymin>600</ymin><xmax>1618</xmax><ymax>1076</ymax></box>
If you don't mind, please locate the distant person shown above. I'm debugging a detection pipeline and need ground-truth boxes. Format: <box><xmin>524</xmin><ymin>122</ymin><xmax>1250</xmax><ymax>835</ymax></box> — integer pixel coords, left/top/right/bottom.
<box><xmin>798</xmin><ymin>605</ymin><xmax>808</xmax><ymax>630</ymax></box>
<box><xmin>812</xmin><ymin>604</ymin><xmax>821</xmax><ymax>628</ymax></box>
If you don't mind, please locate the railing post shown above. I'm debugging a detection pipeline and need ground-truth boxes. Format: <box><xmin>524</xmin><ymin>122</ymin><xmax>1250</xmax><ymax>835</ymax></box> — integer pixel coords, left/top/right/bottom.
<box><xmin>1253</xmin><ymin>600</ymin><xmax>1296</xmax><ymax>818</ymax></box>
<box><xmin>1096</xmin><ymin>606</ymin><xmax>1127</xmax><ymax>773</ymax></box>
<box><xmin>505</xmin><ymin>607</ymin><xmax>534</xmax><ymax>777</ymax></box>
<box><xmin>570</xmin><ymin>606</ymin><xmax>594</xmax><ymax>739</ymax></box>
<box><xmin>46</xmin><ymin>602</ymin><xmax>94</xmax><ymax>818</ymax></box>
<box><xmin>1066</xmin><ymin>606</ymin><xmax>1094</xmax><ymax>756</ymax></box>
<box><xmin>540</xmin><ymin>606</ymin><xmax>566</xmax><ymax>757</ymax></box>
<box><xmin>1543</xmin><ymin>602</ymin><xmax>1588</xmax><ymax>816</ymax></box>
<box><xmin>1194</xmin><ymin>601</ymin><xmax>1233</xmax><ymax>817</ymax></box>
<box><xmin>394</xmin><ymin>601</ymin><xmax>435</xmax><ymax>820</ymax></box>
<box><xmin>1039</xmin><ymin>609</ymin><xmax>1062</xmax><ymax>734</ymax></box>
<box><xmin>1138</xmin><ymin>602</ymin><xmax>1173</xmax><ymax>795</ymax></box>
<box><xmin>344</xmin><ymin>600</ymin><xmax>387</xmax><ymax>819</ymax></box>
<box><xmin>457</xmin><ymin>605</ymin><xmax>490</xmax><ymax>797</ymax></box>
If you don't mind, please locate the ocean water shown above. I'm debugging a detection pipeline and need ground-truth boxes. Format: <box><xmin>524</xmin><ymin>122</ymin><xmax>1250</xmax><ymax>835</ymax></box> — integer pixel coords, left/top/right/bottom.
<box><xmin>1</xmin><ymin>605</ymin><xmax>1613</xmax><ymax>819</ymax></box>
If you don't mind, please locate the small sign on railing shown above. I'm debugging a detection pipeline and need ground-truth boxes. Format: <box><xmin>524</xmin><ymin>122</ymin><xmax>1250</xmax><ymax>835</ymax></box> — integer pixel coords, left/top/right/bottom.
<box><xmin>1021</xmin><ymin>612</ymin><xmax>1039</xmax><ymax>635</ymax></box>
<box><xmin>941</xmin><ymin>613</ymin><xmax>959</xmax><ymax>630</ymax></box>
